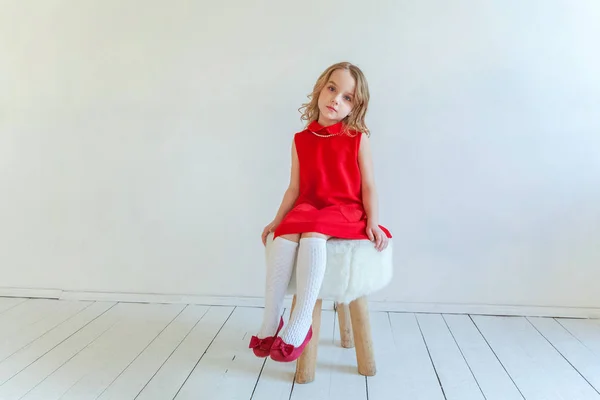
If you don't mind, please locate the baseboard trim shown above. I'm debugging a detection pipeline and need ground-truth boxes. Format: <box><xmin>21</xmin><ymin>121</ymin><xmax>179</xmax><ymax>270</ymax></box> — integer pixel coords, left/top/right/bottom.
<box><xmin>0</xmin><ymin>287</ymin><xmax>63</xmax><ymax>299</ymax></box>
<box><xmin>1</xmin><ymin>287</ymin><xmax>598</xmax><ymax>318</ymax></box>
<box><xmin>365</xmin><ymin>301</ymin><xmax>600</xmax><ymax>318</ymax></box>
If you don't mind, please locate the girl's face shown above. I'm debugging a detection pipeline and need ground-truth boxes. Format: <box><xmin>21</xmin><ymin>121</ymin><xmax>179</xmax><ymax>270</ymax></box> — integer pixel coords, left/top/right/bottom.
<box><xmin>317</xmin><ymin>69</ymin><xmax>356</xmax><ymax>126</ymax></box>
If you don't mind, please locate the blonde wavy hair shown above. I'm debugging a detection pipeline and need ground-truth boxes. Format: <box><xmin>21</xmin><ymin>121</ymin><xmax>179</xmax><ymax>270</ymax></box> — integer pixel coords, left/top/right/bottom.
<box><xmin>299</xmin><ymin>62</ymin><xmax>370</xmax><ymax>136</ymax></box>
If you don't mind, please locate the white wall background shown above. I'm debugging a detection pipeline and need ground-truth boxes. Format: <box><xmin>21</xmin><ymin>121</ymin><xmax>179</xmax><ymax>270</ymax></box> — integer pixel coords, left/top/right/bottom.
<box><xmin>1</xmin><ymin>1</ymin><xmax>599</xmax><ymax>312</ymax></box>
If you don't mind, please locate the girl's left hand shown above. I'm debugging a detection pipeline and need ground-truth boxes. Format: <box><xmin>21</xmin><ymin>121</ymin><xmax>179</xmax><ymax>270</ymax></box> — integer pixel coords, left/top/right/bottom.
<box><xmin>366</xmin><ymin>222</ymin><xmax>389</xmax><ymax>252</ymax></box>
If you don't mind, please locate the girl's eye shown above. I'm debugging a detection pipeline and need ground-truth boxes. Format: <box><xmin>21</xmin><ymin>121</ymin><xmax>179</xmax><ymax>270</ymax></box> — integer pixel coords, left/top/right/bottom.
<box><xmin>344</xmin><ymin>96</ymin><xmax>352</xmax><ymax>102</ymax></box>
<box><xmin>328</xmin><ymin>86</ymin><xmax>335</xmax><ymax>92</ymax></box>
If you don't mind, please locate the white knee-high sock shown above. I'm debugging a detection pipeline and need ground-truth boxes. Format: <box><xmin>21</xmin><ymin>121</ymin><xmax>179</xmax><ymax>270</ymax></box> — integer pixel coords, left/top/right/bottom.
<box><xmin>280</xmin><ymin>237</ymin><xmax>327</xmax><ymax>346</ymax></box>
<box><xmin>257</xmin><ymin>237</ymin><xmax>298</xmax><ymax>338</ymax></box>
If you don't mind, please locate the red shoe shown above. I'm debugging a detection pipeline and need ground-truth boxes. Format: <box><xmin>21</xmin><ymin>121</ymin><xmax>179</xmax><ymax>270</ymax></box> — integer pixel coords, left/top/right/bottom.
<box><xmin>249</xmin><ymin>317</ymin><xmax>284</xmax><ymax>358</ymax></box>
<box><xmin>269</xmin><ymin>326</ymin><xmax>313</xmax><ymax>362</ymax></box>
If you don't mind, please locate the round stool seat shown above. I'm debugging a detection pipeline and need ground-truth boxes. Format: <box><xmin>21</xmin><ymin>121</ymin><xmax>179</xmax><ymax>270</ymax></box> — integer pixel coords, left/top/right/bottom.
<box><xmin>265</xmin><ymin>234</ymin><xmax>393</xmax><ymax>303</ymax></box>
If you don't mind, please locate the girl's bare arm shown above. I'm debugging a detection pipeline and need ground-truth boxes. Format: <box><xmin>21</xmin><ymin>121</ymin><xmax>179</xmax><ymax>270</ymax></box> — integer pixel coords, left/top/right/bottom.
<box><xmin>358</xmin><ymin>133</ymin><xmax>388</xmax><ymax>251</ymax></box>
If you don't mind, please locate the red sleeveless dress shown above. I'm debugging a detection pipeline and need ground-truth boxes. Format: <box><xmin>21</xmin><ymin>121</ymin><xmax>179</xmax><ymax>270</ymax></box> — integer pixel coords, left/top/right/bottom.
<box><xmin>273</xmin><ymin>120</ymin><xmax>392</xmax><ymax>240</ymax></box>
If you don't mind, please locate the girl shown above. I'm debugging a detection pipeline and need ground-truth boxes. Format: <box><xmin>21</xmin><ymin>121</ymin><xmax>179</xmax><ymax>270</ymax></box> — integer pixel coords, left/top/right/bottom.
<box><xmin>249</xmin><ymin>62</ymin><xmax>392</xmax><ymax>362</ymax></box>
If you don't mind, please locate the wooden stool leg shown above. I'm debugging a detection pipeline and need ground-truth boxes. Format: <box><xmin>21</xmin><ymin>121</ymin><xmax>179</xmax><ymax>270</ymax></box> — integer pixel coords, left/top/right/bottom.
<box><xmin>295</xmin><ymin>298</ymin><xmax>322</xmax><ymax>384</ymax></box>
<box><xmin>337</xmin><ymin>302</ymin><xmax>354</xmax><ymax>348</ymax></box>
<box><xmin>349</xmin><ymin>296</ymin><xmax>376</xmax><ymax>376</ymax></box>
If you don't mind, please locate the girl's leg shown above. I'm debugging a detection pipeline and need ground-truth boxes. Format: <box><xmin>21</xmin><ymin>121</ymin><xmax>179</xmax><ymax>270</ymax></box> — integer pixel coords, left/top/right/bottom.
<box><xmin>279</xmin><ymin>232</ymin><xmax>329</xmax><ymax>346</ymax></box>
<box><xmin>256</xmin><ymin>234</ymin><xmax>300</xmax><ymax>338</ymax></box>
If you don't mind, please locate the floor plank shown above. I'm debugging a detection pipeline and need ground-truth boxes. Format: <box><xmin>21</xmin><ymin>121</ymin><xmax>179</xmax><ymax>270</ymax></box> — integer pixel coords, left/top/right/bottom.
<box><xmin>473</xmin><ymin>315</ymin><xmax>600</xmax><ymax>400</ymax></box>
<box><xmin>57</xmin><ymin>303</ymin><xmax>186</xmax><ymax>399</ymax></box>
<box><xmin>0</xmin><ymin>298</ymin><xmax>28</xmax><ymax>314</ymax></box>
<box><xmin>134</xmin><ymin>306</ymin><xmax>234</xmax><ymax>400</ymax></box>
<box><xmin>22</xmin><ymin>303</ymin><xmax>185</xmax><ymax>400</ymax></box>
<box><xmin>417</xmin><ymin>313</ymin><xmax>485</xmax><ymax>400</ymax></box>
<box><xmin>557</xmin><ymin>318</ymin><xmax>600</xmax><ymax>357</ymax></box>
<box><xmin>0</xmin><ymin>302</ymin><xmax>115</xmax><ymax>386</ymax></box>
<box><xmin>173</xmin><ymin>307</ymin><xmax>266</xmax><ymax>400</ymax></box>
<box><xmin>95</xmin><ymin>305</ymin><xmax>210</xmax><ymax>400</ymax></box>
<box><xmin>0</xmin><ymin>301</ymin><xmax>91</xmax><ymax>363</ymax></box>
<box><xmin>529</xmin><ymin>317</ymin><xmax>600</xmax><ymax>395</ymax></box>
<box><xmin>443</xmin><ymin>314</ymin><xmax>524</xmax><ymax>400</ymax></box>
<box><xmin>368</xmin><ymin>312</ymin><xmax>445</xmax><ymax>400</ymax></box>
<box><xmin>0</xmin><ymin>302</ymin><xmax>123</xmax><ymax>399</ymax></box>
<box><xmin>0</xmin><ymin>299</ymin><xmax>68</xmax><ymax>341</ymax></box>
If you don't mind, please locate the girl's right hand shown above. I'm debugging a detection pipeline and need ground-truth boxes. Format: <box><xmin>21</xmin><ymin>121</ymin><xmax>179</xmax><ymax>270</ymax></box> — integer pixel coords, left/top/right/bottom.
<box><xmin>261</xmin><ymin>220</ymin><xmax>279</xmax><ymax>246</ymax></box>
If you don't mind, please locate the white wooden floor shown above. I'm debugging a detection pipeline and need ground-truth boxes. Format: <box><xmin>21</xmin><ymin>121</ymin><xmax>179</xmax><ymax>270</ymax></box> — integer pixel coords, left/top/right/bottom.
<box><xmin>1</xmin><ymin>298</ymin><xmax>600</xmax><ymax>400</ymax></box>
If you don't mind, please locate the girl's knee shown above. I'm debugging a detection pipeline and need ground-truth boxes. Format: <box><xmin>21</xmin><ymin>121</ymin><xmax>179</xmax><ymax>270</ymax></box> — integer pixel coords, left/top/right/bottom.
<box><xmin>280</xmin><ymin>233</ymin><xmax>301</xmax><ymax>243</ymax></box>
<box><xmin>300</xmin><ymin>232</ymin><xmax>329</xmax><ymax>240</ymax></box>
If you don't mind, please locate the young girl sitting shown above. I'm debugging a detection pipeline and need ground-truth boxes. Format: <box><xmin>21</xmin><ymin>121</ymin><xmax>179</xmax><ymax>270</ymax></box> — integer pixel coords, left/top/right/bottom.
<box><xmin>249</xmin><ymin>61</ymin><xmax>392</xmax><ymax>363</ymax></box>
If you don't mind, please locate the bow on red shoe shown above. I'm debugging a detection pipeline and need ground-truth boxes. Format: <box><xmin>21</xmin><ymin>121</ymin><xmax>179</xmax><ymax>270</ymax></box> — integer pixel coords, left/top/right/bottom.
<box><xmin>249</xmin><ymin>335</ymin><xmax>275</xmax><ymax>351</ymax></box>
<box><xmin>269</xmin><ymin>326</ymin><xmax>313</xmax><ymax>363</ymax></box>
<box><xmin>248</xmin><ymin>317</ymin><xmax>284</xmax><ymax>358</ymax></box>
<box><xmin>271</xmin><ymin>337</ymin><xmax>294</xmax><ymax>357</ymax></box>
<box><xmin>249</xmin><ymin>335</ymin><xmax>276</xmax><ymax>355</ymax></box>
<box><xmin>249</xmin><ymin>336</ymin><xmax>263</xmax><ymax>349</ymax></box>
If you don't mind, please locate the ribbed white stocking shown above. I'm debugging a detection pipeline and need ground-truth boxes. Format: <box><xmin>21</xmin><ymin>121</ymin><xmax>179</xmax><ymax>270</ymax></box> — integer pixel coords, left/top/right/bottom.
<box><xmin>280</xmin><ymin>237</ymin><xmax>327</xmax><ymax>346</ymax></box>
<box><xmin>257</xmin><ymin>237</ymin><xmax>298</xmax><ymax>338</ymax></box>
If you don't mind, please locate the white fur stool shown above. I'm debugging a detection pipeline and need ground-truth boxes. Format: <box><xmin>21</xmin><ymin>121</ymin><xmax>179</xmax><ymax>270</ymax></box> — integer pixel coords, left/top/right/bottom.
<box><xmin>265</xmin><ymin>234</ymin><xmax>393</xmax><ymax>383</ymax></box>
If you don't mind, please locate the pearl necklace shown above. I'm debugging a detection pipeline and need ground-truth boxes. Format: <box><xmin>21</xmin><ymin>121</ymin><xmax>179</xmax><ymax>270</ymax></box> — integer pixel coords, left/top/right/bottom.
<box><xmin>309</xmin><ymin>129</ymin><xmax>341</xmax><ymax>138</ymax></box>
